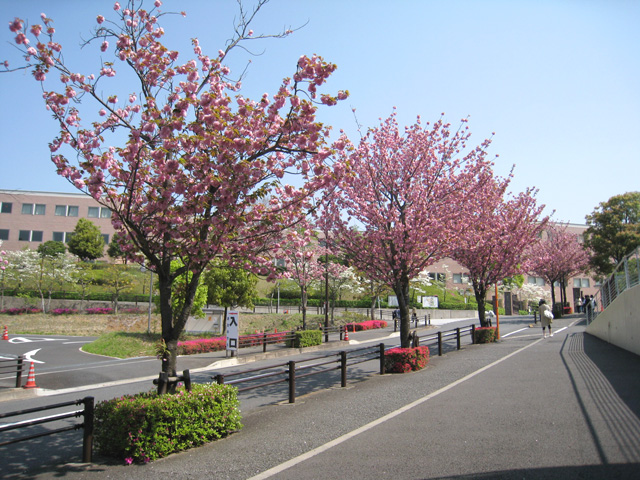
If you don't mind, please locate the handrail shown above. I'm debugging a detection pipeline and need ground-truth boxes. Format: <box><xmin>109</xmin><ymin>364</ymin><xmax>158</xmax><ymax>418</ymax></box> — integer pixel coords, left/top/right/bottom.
<box><xmin>0</xmin><ymin>355</ymin><xmax>25</xmax><ymax>388</ymax></box>
<box><xmin>588</xmin><ymin>247</ymin><xmax>640</xmax><ymax>325</ymax></box>
<box><xmin>0</xmin><ymin>396</ymin><xmax>94</xmax><ymax>463</ymax></box>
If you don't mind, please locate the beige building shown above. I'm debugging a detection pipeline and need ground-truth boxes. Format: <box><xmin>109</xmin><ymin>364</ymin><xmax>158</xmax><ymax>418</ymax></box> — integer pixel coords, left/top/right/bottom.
<box><xmin>426</xmin><ymin>223</ymin><xmax>598</xmax><ymax>313</ymax></box>
<box><xmin>0</xmin><ymin>189</ymin><xmax>116</xmax><ymax>259</ymax></box>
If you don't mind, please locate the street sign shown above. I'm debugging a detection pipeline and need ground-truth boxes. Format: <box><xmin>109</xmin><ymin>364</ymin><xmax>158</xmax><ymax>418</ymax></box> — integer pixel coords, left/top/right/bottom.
<box><xmin>226</xmin><ymin>311</ymin><xmax>239</xmax><ymax>352</ymax></box>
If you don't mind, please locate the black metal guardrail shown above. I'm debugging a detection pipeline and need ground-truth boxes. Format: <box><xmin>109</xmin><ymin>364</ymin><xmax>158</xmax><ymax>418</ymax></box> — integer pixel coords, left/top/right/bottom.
<box><xmin>212</xmin><ymin>324</ymin><xmax>477</xmax><ymax>403</ymax></box>
<box><xmin>236</xmin><ymin>326</ymin><xmax>346</xmax><ymax>354</ymax></box>
<box><xmin>0</xmin><ymin>396</ymin><xmax>94</xmax><ymax>463</ymax></box>
<box><xmin>415</xmin><ymin>325</ymin><xmax>475</xmax><ymax>356</ymax></box>
<box><xmin>393</xmin><ymin>314</ymin><xmax>432</xmax><ymax>332</ymax></box>
<box><xmin>213</xmin><ymin>343</ymin><xmax>384</xmax><ymax>404</ymax></box>
<box><xmin>0</xmin><ymin>355</ymin><xmax>25</xmax><ymax>388</ymax></box>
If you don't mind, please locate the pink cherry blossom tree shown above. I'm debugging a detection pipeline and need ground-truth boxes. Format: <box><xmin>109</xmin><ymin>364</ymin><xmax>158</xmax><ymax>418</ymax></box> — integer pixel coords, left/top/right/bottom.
<box><xmin>4</xmin><ymin>1</ymin><xmax>348</xmax><ymax>375</ymax></box>
<box><xmin>326</xmin><ymin>112</ymin><xmax>496</xmax><ymax>347</ymax></box>
<box><xmin>450</xmin><ymin>169</ymin><xmax>548</xmax><ymax>327</ymax></box>
<box><xmin>278</xmin><ymin>226</ymin><xmax>326</xmax><ymax>330</ymax></box>
<box><xmin>528</xmin><ymin>222</ymin><xmax>591</xmax><ymax>312</ymax></box>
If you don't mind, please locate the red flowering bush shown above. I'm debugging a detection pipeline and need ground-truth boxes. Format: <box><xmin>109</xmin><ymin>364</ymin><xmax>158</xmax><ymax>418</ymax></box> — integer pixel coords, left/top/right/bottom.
<box><xmin>474</xmin><ymin>327</ymin><xmax>497</xmax><ymax>343</ymax></box>
<box><xmin>1</xmin><ymin>307</ymin><xmax>41</xmax><ymax>315</ymax></box>
<box><xmin>50</xmin><ymin>308</ymin><xmax>79</xmax><ymax>315</ymax></box>
<box><xmin>177</xmin><ymin>337</ymin><xmax>226</xmax><ymax>355</ymax></box>
<box><xmin>345</xmin><ymin>320</ymin><xmax>388</xmax><ymax>332</ymax></box>
<box><xmin>384</xmin><ymin>346</ymin><xmax>429</xmax><ymax>373</ymax></box>
<box><xmin>86</xmin><ymin>307</ymin><xmax>114</xmax><ymax>315</ymax></box>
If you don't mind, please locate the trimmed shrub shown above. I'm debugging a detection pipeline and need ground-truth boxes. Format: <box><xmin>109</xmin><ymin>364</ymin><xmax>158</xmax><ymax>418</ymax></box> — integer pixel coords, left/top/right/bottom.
<box><xmin>86</xmin><ymin>307</ymin><xmax>114</xmax><ymax>315</ymax></box>
<box><xmin>475</xmin><ymin>327</ymin><xmax>497</xmax><ymax>343</ymax></box>
<box><xmin>0</xmin><ymin>307</ymin><xmax>42</xmax><ymax>315</ymax></box>
<box><xmin>50</xmin><ymin>308</ymin><xmax>79</xmax><ymax>315</ymax></box>
<box><xmin>287</xmin><ymin>329</ymin><xmax>322</xmax><ymax>348</ymax></box>
<box><xmin>178</xmin><ymin>337</ymin><xmax>226</xmax><ymax>355</ymax></box>
<box><xmin>384</xmin><ymin>346</ymin><xmax>430</xmax><ymax>373</ymax></box>
<box><xmin>94</xmin><ymin>384</ymin><xmax>242</xmax><ymax>464</ymax></box>
<box><xmin>345</xmin><ymin>320</ymin><xmax>388</xmax><ymax>332</ymax></box>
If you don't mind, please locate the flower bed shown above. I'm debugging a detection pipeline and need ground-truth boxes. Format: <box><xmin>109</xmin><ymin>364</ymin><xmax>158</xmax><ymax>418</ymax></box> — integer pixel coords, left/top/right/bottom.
<box><xmin>474</xmin><ymin>326</ymin><xmax>497</xmax><ymax>343</ymax></box>
<box><xmin>345</xmin><ymin>320</ymin><xmax>388</xmax><ymax>332</ymax></box>
<box><xmin>86</xmin><ymin>307</ymin><xmax>114</xmax><ymax>315</ymax></box>
<box><xmin>50</xmin><ymin>308</ymin><xmax>79</xmax><ymax>315</ymax></box>
<box><xmin>384</xmin><ymin>346</ymin><xmax>429</xmax><ymax>373</ymax></box>
<box><xmin>178</xmin><ymin>337</ymin><xmax>226</xmax><ymax>355</ymax></box>
<box><xmin>0</xmin><ymin>307</ymin><xmax>42</xmax><ymax>315</ymax></box>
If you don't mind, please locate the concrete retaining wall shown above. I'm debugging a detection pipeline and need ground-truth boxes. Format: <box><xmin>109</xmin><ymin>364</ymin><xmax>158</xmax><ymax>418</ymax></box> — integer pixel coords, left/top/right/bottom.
<box><xmin>586</xmin><ymin>284</ymin><xmax>640</xmax><ymax>357</ymax></box>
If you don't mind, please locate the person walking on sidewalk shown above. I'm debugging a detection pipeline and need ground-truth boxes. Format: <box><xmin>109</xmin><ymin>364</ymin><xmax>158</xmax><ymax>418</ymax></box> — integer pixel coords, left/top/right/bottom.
<box><xmin>538</xmin><ymin>299</ymin><xmax>553</xmax><ymax>338</ymax></box>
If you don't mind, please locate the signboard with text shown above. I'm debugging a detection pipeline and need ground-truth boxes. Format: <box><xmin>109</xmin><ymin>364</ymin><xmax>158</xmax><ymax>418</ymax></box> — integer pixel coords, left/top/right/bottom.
<box><xmin>226</xmin><ymin>311</ymin><xmax>239</xmax><ymax>352</ymax></box>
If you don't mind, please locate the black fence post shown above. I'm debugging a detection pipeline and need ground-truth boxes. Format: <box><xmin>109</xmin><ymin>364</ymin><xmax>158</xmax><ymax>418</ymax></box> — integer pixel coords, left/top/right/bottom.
<box><xmin>214</xmin><ymin>374</ymin><xmax>224</xmax><ymax>385</ymax></box>
<box><xmin>437</xmin><ymin>331</ymin><xmax>443</xmax><ymax>356</ymax></box>
<box><xmin>379</xmin><ymin>343</ymin><xmax>386</xmax><ymax>375</ymax></box>
<box><xmin>16</xmin><ymin>355</ymin><xmax>24</xmax><ymax>388</ymax></box>
<box><xmin>288</xmin><ymin>360</ymin><xmax>296</xmax><ymax>404</ymax></box>
<box><xmin>182</xmin><ymin>369</ymin><xmax>191</xmax><ymax>392</ymax></box>
<box><xmin>340</xmin><ymin>351</ymin><xmax>347</xmax><ymax>387</ymax></box>
<box><xmin>263</xmin><ymin>332</ymin><xmax>268</xmax><ymax>353</ymax></box>
<box><xmin>471</xmin><ymin>324</ymin><xmax>476</xmax><ymax>344</ymax></box>
<box><xmin>82</xmin><ymin>396</ymin><xmax>94</xmax><ymax>464</ymax></box>
<box><xmin>156</xmin><ymin>372</ymin><xmax>168</xmax><ymax>395</ymax></box>
<box><xmin>456</xmin><ymin>328</ymin><xmax>461</xmax><ymax>350</ymax></box>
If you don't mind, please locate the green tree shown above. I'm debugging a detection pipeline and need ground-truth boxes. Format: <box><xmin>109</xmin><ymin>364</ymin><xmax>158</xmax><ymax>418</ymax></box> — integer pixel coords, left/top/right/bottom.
<box><xmin>103</xmin><ymin>264</ymin><xmax>135</xmax><ymax>314</ymax></box>
<box><xmin>584</xmin><ymin>192</ymin><xmax>640</xmax><ymax>277</ymax></box>
<box><xmin>37</xmin><ymin>240</ymin><xmax>66</xmax><ymax>257</ymax></box>
<box><xmin>68</xmin><ymin>218</ymin><xmax>105</xmax><ymax>261</ymax></box>
<box><xmin>156</xmin><ymin>260</ymin><xmax>208</xmax><ymax>320</ymax></box>
<box><xmin>203</xmin><ymin>261</ymin><xmax>258</xmax><ymax>333</ymax></box>
<box><xmin>107</xmin><ymin>231</ymin><xmax>127</xmax><ymax>261</ymax></box>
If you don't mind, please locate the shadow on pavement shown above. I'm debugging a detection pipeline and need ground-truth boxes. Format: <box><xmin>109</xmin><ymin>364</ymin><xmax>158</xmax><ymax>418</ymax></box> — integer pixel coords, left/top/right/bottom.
<box><xmin>426</xmin><ymin>463</ymin><xmax>640</xmax><ymax>479</ymax></box>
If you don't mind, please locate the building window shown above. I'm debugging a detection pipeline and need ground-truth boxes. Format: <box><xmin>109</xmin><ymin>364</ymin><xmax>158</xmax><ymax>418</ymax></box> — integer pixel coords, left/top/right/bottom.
<box><xmin>0</xmin><ymin>229</ymin><xmax>8</xmax><ymax>240</ymax></box>
<box><xmin>102</xmin><ymin>234</ymin><xmax>110</xmax><ymax>245</ymax></box>
<box><xmin>88</xmin><ymin>206</ymin><xmax>112</xmax><ymax>218</ymax></box>
<box><xmin>53</xmin><ymin>232</ymin><xmax>74</xmax><ymax>243</ymax></box>
<box><xmin>573</xmin><ymin>278</ymin><xmax>590</xmax><ymax>288</ymax></box>
<box><xmin>21</xmin><ymin>203</ymin><xmax>46</xmax><ymax>215</ymax></box>
<box><xmin>0</xmin><ymin>202</ymin><xmax>12</xmax><ymax>214</ymax></box>
<box><xmin>528</xmin><ymin>276</ymin><xmax>545</xmax><ymax>286</ymax></box>
<box><xmin>18</xmin><ymin>230</ymin><xmax>43</xmax><ymax>242</ymax></box>
<box><xmin>453</xmin><ymin>273</ymin><xmax>462</xmax><ymax>284</ymax></box>
<box><xmin>55</xmin><ymin>205</ymin><xmax>79</xmax><ymax>217</ymax></box>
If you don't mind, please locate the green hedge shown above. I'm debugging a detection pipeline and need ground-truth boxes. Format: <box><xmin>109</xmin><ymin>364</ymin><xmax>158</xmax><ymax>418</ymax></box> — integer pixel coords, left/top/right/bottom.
<box><xmin>3</xmin><ymin>289</ymin><xmax>157</xmax><ymax>304</ymax></box>
<box><xmin>474</xmin><ymin>327</ymin><xmax>497</xmax><ymax>344</ymax></box>
<box><xmin>94</xmin><ymin>384</ymin><xmax>242</xmax><ymax>464</ymax></box>
<box><xmin>286</xmin><ymin>330</ymin><xmax>322</xmax><ymax>348</ymax></box>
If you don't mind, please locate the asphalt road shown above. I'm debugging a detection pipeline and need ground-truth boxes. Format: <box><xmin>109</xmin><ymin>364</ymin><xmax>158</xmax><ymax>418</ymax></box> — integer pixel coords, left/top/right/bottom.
<box><xmin>2</xmin><ymin>315</ymin><xmax>639</xmax><ymax>479</ymax></box>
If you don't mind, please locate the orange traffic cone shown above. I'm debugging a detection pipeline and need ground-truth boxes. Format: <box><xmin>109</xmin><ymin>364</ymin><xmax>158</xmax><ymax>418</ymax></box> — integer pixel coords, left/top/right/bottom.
<box><xmin>344</xmin><ymin>326</ymin><xmax>349</xmax><ymax>341</ymax></box>
<box><xmin>23</xmin><ymin>362</ymin><xmax>38</xmax><ymax>389</ymax></box>
<box><xmin>2</xmin><ymin>326</ymin><xmax>8</xmax><ymax>340</ymax></box>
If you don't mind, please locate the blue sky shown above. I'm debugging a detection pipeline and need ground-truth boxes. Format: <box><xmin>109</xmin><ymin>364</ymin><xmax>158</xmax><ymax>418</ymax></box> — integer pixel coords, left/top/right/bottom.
<box><xmin>1</xmin><ymin>0</ymin><xmax>638</xmax><ymax>225</ymax></box>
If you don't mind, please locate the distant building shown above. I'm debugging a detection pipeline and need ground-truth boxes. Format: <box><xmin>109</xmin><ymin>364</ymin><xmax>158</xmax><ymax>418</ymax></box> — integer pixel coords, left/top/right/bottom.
<box><xmin>425</xmin><ymin>223</ymin><xmax>598</xmax><ymax>313</ymax></box>
<box><xmin>0</xmin><ymin>189</ymin><xmax>116</xmax><ymax>260</ymax></box>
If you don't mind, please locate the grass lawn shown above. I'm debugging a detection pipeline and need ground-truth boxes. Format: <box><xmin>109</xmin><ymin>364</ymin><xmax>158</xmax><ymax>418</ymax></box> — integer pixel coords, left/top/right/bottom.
<box><xmin>0</xmin><ymin>311</ymin><xmax>351</xmax><ymax>358</ymax></box>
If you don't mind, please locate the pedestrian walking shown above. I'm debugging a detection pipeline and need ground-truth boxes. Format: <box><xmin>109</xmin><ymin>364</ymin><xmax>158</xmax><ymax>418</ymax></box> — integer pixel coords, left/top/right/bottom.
<box><xmin>538</xmin><ymin>299</ymin><xmax>553</xmax><ymax>338</ymax></box>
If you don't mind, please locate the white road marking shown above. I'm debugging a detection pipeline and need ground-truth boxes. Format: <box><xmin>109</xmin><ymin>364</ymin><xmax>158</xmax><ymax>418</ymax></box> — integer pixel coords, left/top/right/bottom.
<box><xmin>247</xmin><ymin>336</ymin><xmax>545</xmax><ymax>480</ymax></box>
<box><xmin>501</xmin><ymin>327</ymin><xmax>528</xmax><ymax>338</ymax></box>
<box><xmin>8</xmin><ymin>337</ymin><xmax>60</xmax><ymax>344</ymax></box>
<box><xmin>23</xmin><ymin>348</ymin><xmax>44</xmax><ymax>364</ymax></box>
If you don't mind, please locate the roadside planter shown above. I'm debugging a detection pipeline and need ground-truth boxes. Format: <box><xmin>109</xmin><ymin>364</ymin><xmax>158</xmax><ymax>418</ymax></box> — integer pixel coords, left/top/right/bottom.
<box><xmin>94</xmin><ymin>383</ymin><xmax>242</xmax><ymax>464</ymax></box>
<box><xmin>474</xmin><ymin>326</ymin><xmax>497</xmax><ymax>343</ymax></box>
<box><xmin>384</xmin><ymin>346</ymin><xmax>429</xmax><ymax>373</ymax></box>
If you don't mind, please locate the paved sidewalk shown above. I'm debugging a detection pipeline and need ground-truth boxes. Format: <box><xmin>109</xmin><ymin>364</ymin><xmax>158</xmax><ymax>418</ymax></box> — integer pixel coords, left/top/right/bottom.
<box><xmin>4</xmin><ymin>315</ymin><xmax>639</xmax><ymax>479</ymax></box>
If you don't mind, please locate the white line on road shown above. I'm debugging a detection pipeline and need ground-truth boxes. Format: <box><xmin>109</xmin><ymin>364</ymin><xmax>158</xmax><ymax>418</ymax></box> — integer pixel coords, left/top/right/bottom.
<box><xmin>501</xmin><ymin>327</ymin><xmax>528</xmax><ymax>338</ymax></box>
<box><xmin>247</xmin><ymin>336</ymin><xmax>545</xmax><ymax>480</ymax></box>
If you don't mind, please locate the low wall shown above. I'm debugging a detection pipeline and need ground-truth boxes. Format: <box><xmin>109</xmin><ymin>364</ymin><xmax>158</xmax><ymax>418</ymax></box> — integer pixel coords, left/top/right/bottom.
<box><xmin>586</xmin><ymin>284</ymin><xmax>640</xmax><ymax>357</ymax></box>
